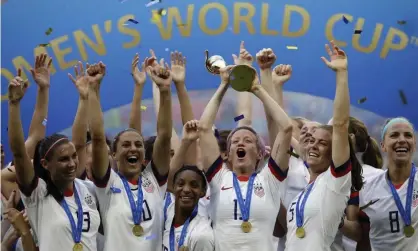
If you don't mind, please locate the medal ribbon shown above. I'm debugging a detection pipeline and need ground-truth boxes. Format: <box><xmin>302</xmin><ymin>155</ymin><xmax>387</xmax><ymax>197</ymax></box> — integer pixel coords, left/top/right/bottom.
<box><xmin>164</xmin><ymin>192</ymin><xmax>172</xmax><ymax>222</ymax></box>
<box><xmin>387</xmin><ymin>164</ymin><xmax>416</xmax><ymax>227</ymax></box>
<box><xmin>119</xmin><ymin>174</ymin><xmax>144</xmax><ymax>226</ymax></box>
<box><xmin>60</xmin><ymin>183</ymin><xmax>83</xmax><ymax>245</ymax></box>
<box><xmin>233</xmin><ymin>173</ymin><xmax>257</xmax><ymax>222</ymax></box>
<box><xmin>296</xmin><ymin>181</ymin><xmax>315</xmax><ymax>228</ymax></box>
<box><xmin>169</xmin><ymin>206</ymin><xmax>198</xmax><ymax>251</ymax></box>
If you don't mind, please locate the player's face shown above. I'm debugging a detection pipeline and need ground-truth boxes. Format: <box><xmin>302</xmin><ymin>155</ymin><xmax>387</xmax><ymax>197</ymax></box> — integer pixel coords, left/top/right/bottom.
<box><xmin>228</xmin><ymin>129</ymin><xmax>261</xmax><ymax>172</ymax></box>
<box><xmin>306</xmin><ymin>128</ymin><xmax>332</xmax><ymax>173</ymax></box>
<box><xmin>299</xmin><ymin>122</ymin><xmax>321</xmax><ymax>158</ymax></box>
<box><xmin>44</xmin><ymin>142</ymin><xmax>78</xmax><ymax>183</ymax></box>
<box><xmin>114</xmin><ymin>131</ymin><xmax>145</xmax><ymax>178</ymax></box>
<box><xmin>1</xmin><ymin>144</ymin><xmax>5</xmax><ymax>168</ymax></box>
<box><xmin>174</xmin><ymin>170</ymin><xmax>205</xmax><ymax>210</ymax></box>
<box><xmin>381</xmin><ymin>122</ymin><xmax>416</xmax><ymax>165</ymax></box>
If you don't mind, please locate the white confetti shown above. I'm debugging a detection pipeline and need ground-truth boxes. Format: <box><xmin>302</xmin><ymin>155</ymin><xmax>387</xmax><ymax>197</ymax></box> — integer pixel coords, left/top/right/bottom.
<box><xmin>165</xmin><ymin>48</ymin><xmax>169</xmax><ymax>52</ymax></box>
<box><xmin>42</xmin><ymin>118</ymin><xmax>47</xmax><ymax>126</ymax></box>
<box><xmin>145</xmin><ymin>0</ymin><xmax>160</xmax><ymax>8</ymax></box>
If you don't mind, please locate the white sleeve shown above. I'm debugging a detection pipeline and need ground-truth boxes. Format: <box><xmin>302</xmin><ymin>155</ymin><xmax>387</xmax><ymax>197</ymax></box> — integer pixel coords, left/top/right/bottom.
<box><xmin>325</xmin><ymin>159</ymin><xmax>352</xmax><ymax>195</ymax></box>
<box><xmin>204</xmin><ymin>156</ymin><xmax>229</xmax><ymax>193</ymax></box>
<box><xmin>143</xmin><ymin>161</ymin><xmax>167</xmax><ymax>200</ymax></box>
<box><xmin>190</xmin><ymin>224</ymin><xmax>215</xmax><ymax>251</ymax></box>
<box><xmin>19</xmin><ymin>178</ymin><xmax>47</xmax><ymax>235</ymax></box>
<box><xmin>259</xmin><ymin>157</ymin><xmax>289</xmax><ymax>208</ymax></box>
<box><xmin>93</xmin><ymin>168</ymin><xmax>119</xmax><ymax>216</ymax></box>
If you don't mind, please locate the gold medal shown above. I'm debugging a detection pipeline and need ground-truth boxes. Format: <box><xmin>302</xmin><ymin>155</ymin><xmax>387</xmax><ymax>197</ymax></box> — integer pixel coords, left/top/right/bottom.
<box><xmin>241</xmin><ymin>221</ymin><xmax>252</xmax><ymax>233</ymax></box>
<box><xmin>73</xmin><ymin>243</ymin><xmax>83</xmax><ymax>251</ymax></box>
<box><xmin>179</xmin><ymin>246</ymin><xmax>189</xmax><ymax>251</ymax></box>
<box><xmin>404</xmin><ymin>225</ymin><xmax>415</xmax><ymax>237</ymax></box>
<box><xmin>132</xmin><ymin>224</ymin><xmax>144</xmax><ymax>236</ymax></box>
<box><xmin>296</xmin><ymin>227</ymin><xmax>305</xmax><ymax>238</ymax></box>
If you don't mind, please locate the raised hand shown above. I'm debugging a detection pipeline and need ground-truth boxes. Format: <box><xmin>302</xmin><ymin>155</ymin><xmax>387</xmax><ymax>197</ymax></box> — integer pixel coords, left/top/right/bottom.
<box><xmin>256</xmin><ymin>48</ymin><xmax>276</xmax><ymax>70</ymax></box>
<box><xmin>272</xmin><ymin>64</ymin><xmax>292</xmax><ymax>85</ymax></box>
<box><xmin>145</xmin><ymin>49</ymin><xmax>158</xmax><ymax>69</ymax></box>
<box><xmin>131</xmin><ymin>53</ymin><xmax>146</xmax><ymax>86</ymax></box>
<box><xmin>87</xmin><ymin>61</ymin><xmax>106</xmax><ymax>83</ymax></box>
<box><xmin>30</xmin><ymin>53</ymin><xmax>52</xmax><ymax>89</ymax></box>
<box><xmin>232</xmin><ymin>41</ymin><xmax>253</xmax><ymax>66</ymax></box>
<box><xmin>68</xmin><ymin>62</ymin><xmax>90</xmax><ymax>99</ymax></box>
<box><xmin>170</xmin><ymin>51</ymin><xmax>186</xmax><ymax>83</ymax></box>
<box><xmin>219</xmin><ymin>65</ymin><xmax>235</xmax><ymax>84</ymax></box>
<box><xmin>321</xmin><ymin>40</ymin><xmax>348</xmax><ymax>71</ymax></box>
<box><xmin>182</xmin><ymin>120</ymin><xmax>200</xmax><ymax>142</ymax></box>
<box><xmin>8</xmin><ymin>69</ymin><xmax>29</xmax><ymax>103</ymax></box>
<box><xmin>148</xmin><ymin>59</ymin><xmax>172</xmax><ymax>91</ymax></box>
<box><xmin>248</xmin><ymin>66</ymin><xmax>261</xmax><ymax>92</ymax></box>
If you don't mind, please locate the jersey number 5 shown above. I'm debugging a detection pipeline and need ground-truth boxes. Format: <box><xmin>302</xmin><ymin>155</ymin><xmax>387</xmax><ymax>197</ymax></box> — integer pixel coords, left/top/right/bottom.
<box><xmin>389</xmin><ymin>211</ymin><xmax>400</xmax><ymax>233</ymax></box>
<box><xmin>288</xmin><ymin>202</ymin><xmax>296</xmax><ymax>222</ymax></box>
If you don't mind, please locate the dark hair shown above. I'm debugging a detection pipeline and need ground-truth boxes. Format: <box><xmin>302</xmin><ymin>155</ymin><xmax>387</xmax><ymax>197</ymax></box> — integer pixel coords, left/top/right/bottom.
<box><xmin>349</xmin><ymin>117</ymin><xmax>383</xmax><ymax>169</ymax></box>
<box><xmin>173</xmin><ymin>165</ymin><xmax>207</xmax><ymax>192</ymax></box>
<box><xmin>317</xmin><ymin>125</ymin><xmax>364</xmax><ymax>191</ymax></box>
<box><xmin>144</xmin><ymin>136</ymin><xmax>157</xmax><ymax>162</ymax></box>
<box><xmin>111</xmin><ymin>128</ymin><xmax>143</xmax><ymax>153</ymax></box>
<box><xmin>33</xmin><ymin>134</ymin><xmax>71</xmax><ymax>202</ymax></box>
<box><xmin>218</xmin><ymin>130</ymin><xmax>232</xmax><ymax>153</ymax></box>
<box><xmin>86</xmin><ymin>132</ymin><xmax>112</xmax><ymax>149</ymax></box>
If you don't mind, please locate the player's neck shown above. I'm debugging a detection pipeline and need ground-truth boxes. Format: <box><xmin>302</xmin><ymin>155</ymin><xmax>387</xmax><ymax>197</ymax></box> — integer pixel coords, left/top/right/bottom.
<box><xmin>173</xmin><ymin>205</ymin><xmax>194</xmax><ymax>226</ymax></box>
<box><xmin>120</xmin><ymin>170</ymin><xmax>142</xmax><ymax>183</ymax></box>
<box><xmin>388</xmin><ymin>161</ymin><xmax>411</xmax><ymax>185</ymax></box>
<box><xmin>233</xmin><ymin>166</ymin><xmax>253</xmax><ymax>176</ymax></box>
<box><xmin>53</xmin><ymin>179</ymin><xmax>74</xmax><ymax>195</ymax></box>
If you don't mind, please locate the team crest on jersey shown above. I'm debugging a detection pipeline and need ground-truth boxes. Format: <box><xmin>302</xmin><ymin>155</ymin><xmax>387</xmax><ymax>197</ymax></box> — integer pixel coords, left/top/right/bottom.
<box><xmin>253</xmin><ymin>182</ymin><xmax>265</xmax><ymax>198</ymax></box>
<box><xmin>142</xmin><ymin>177</ymin><xmax>154</xmax><ymax>193</ymax></box>
<box><xmin>84</xmin><ymin>194</ymin><xmax>94</xmax><ymax>206</ymax></box>
<box><xmin>412</xmin><ymin>189</ymin><xmax>418</xmax><ymax>207</ymax></box>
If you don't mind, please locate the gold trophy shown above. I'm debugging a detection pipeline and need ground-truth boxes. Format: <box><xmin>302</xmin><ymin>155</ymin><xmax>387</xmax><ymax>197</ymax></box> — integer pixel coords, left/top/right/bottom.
<box><xmin>229</xmin><ymin>65</ymin><xmax>257</xmax><ymax>92</ymax></box>
<box><xmin>205</xmin><ymin>50</ymin><xmax>226</xmax><ymax>74</ymax></box>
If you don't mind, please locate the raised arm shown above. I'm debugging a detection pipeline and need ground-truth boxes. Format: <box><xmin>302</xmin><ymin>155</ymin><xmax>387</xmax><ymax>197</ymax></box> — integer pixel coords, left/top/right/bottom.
<box><xmin>72</xmin><ymin>62</ymin><xmax>109</xmax><ymax>180</ymax></box>
<box><xmin>148</xmin><ymin>61</ymin><xmax>173</xmax><ymax>176</ymax></box>
<box><xmin>170</xmin><ymin>51</ymin><xmax>197</xmax><ymax>165</ymax></box>
<box><xmin>70</xmin><ymin>63</ymin><xmax>90</xmax><ymax>179</ymax></box>
<box><xmin>168</xmin><ymin>120</ymin><xmax>200</xmax><ymax>191</ymax></box>
<box><xmin>129</xmin><ymin>53</ymin><xmax>147</xmax><ymax>132</ymax></box>
<box><xmin>250</xmin><ymin>70</ymin><xmax>293</xmax><ymax>172</ymax></box>
<box><xmin>256</xmin><ymin>48</ymin><xmax>278</xmax><ymax>146</ymax></box>
<box><xmin>198</xmin><ymin>66</ymin><xmax>233</xmax><ymax>172</ymax></box>
<box><xmin>233</xmin><ymin>41</ymin><xmax>253</xmax><ymax>127</ymax></box>
<box><xmin>321</xmin><ymin>41</ymin><xmax>350</xmax><ymax>167</ymax></box>
<box><xmin>25</xmin><ymin>54</ymin><xmax>52</xmax><ymax>158</ymax></box>
<box><xmin>8</xmin><ymin>69</ymin><xmax>34</xmax><ymax>188</ymax></box>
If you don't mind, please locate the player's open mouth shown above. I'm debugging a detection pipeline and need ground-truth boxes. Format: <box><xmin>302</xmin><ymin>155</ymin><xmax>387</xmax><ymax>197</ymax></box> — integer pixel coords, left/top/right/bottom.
<box><xmin>127</xmin><ymin>156</ymin><xmax>139</xmax><ymax>164</ymax></box>
<box><xmin>179</xmin><ymin>196</ymin><xmax>194</xmax><ymax>202</ymax></box>
<box><xmin>308</xmin><ymin>151</ymin><xmax>319</xmax><ymax>158</ymax></box>
<box><xmin>237</xmin><ymin>148</ymin><xmax>246</xmax><ymax>159</ymax></box>
<box><xmin>394</xmin><ymin>147</ymin><xmax>409</xmax><ymax>154</ymax></box>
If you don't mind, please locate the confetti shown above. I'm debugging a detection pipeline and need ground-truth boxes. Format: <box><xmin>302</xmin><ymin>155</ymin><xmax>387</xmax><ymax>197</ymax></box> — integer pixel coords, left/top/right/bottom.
<box><xmin>286</xmin><ymin>46</ymin><xmax>298</xmax><ymax>50</ymax></box>
<box><xmin>399</xmin><ymin>90</ymin><xmax>408</xmax><ymax>104</ymax></box>
<box><xmin>45</xmin><ymin>27</ymin><xmax>53</xmax><ymax>36</ymax></box>
<box><xmin>358</xmin><ymin>97</ymin><xmax>367</xmax><ymax>104</ymax></box>
<box><xmin>354</xmin><ymin>30</ymin><xmax>362</xmax><ymax>34</ymax></box>
<box><xmin>38</xmin><ymin>43</ymin><xmax>50</xmax><ymax>47</ymax></box>
<box><xmin>146</xmin><ymin>0</ymin><xmax>160</xmax><ymax>7</ymax></box>
<box><xmin>165</xmin><ymin>48</ymin><xmax>169</xmax><ymax>52</ymax></box>
<box><xmin>234</xmin><ymin>114</ymin><xmax>245</xmax><ymax>122</ymax></box>
<box><xmin>397</xmin><ymin>20</ymin><xmax>407</xmax><ymax>25</ymax></box>
<box><xmin>157</xmin><ymin>8</ymin><xmax>167</xmax><ymax>16</ymax></box>
<box><xmin>287</xmin><ymin>149</ymin><xmax>300</xmax><ymax>159</ymax></box>
<box><xmin>342</xmin><ymin>16</ymin><xmax>349</xmax><ymax>24</ymax></box>
<box><xmin>127</xmin><ymin>19</ymin><xmax>139</xmax><ymax>24</ymax></box>
<box><xmin>42</xmin><ymin>118</ymin><xmax>48</xmax><ymax>126</ymax></box>
<box><xmin>141</xmin><ymin>105</ymin><xmax>147</xmax><ymax>111</ymax></box>
<box><xmin>110</xmin><ymin>186</ymin><xmax>121</xmax><ymax>193</ymax></box>
<box><xmin>151</xmin><ymin>12</ymin><xmax>161</xmax><ymax>23</ymax></box>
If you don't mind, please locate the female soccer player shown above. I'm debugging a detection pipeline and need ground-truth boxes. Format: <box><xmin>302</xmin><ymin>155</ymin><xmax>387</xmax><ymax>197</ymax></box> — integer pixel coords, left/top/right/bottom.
<box><xmin>163</xmin><ymin>120</ymin><xmax>214</xmax><ymax>251</ymax></box>
<box><xmin>198</xmin><ymin>59</ymin><xmax>293</xmax><ymax>250</ymax></box>
<box><xmin>8</xmin><ymin>64</ymin><xmax>101</xmax><ymax>251</ymax></box>
<box><xmin>283</xmin><ymin>41</ymin><xmax>363</xmax><ymax>251</ymax></box>
<box><xmin>88</xmin><ymin>58</ymin><xmax>173</xmax><ymax>251</ymax></box>
<box><xmin>358</xmin><ymin>117</ymin><xmax>417</xmax><ymax>251</ymax></box>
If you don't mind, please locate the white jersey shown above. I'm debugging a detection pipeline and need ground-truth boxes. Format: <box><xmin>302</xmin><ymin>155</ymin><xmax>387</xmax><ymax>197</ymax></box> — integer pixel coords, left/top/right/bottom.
<box><xmin>278</xmin><ymin>156</ymin><xmax>310</xmax><ymax>251</ymax></box>
<box><xmin>205</xmin><ymin>156</ymin><xmax>286</xmax><ymax>251</ymax></box>
<box><xmin>341</xmin><ymin>164</ymin><xmax>384</xmax><ymax>251</ymax></box>
<box><xmin>359</xmin><ymin>169</ymin><xmax>418</xmax><ymax>251</ymax></box>
<box><xmin>285</xmin><ymin>161</ymin><xmax>352</xmax><ymax>251</ymax></box>
<box><xmin>162</xmin><ymin>202</ymin><xmax>214</xmax><ymax>251</ymax></box>
<box><xmin>20</xmin><ymin>178</ymin><xmax>100</xmax><ymax>251</ymax></box>
<box><xmin>94</xmin><ymin>162</ymin><xmax>166</xmax><ymax>251</ymax></box>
